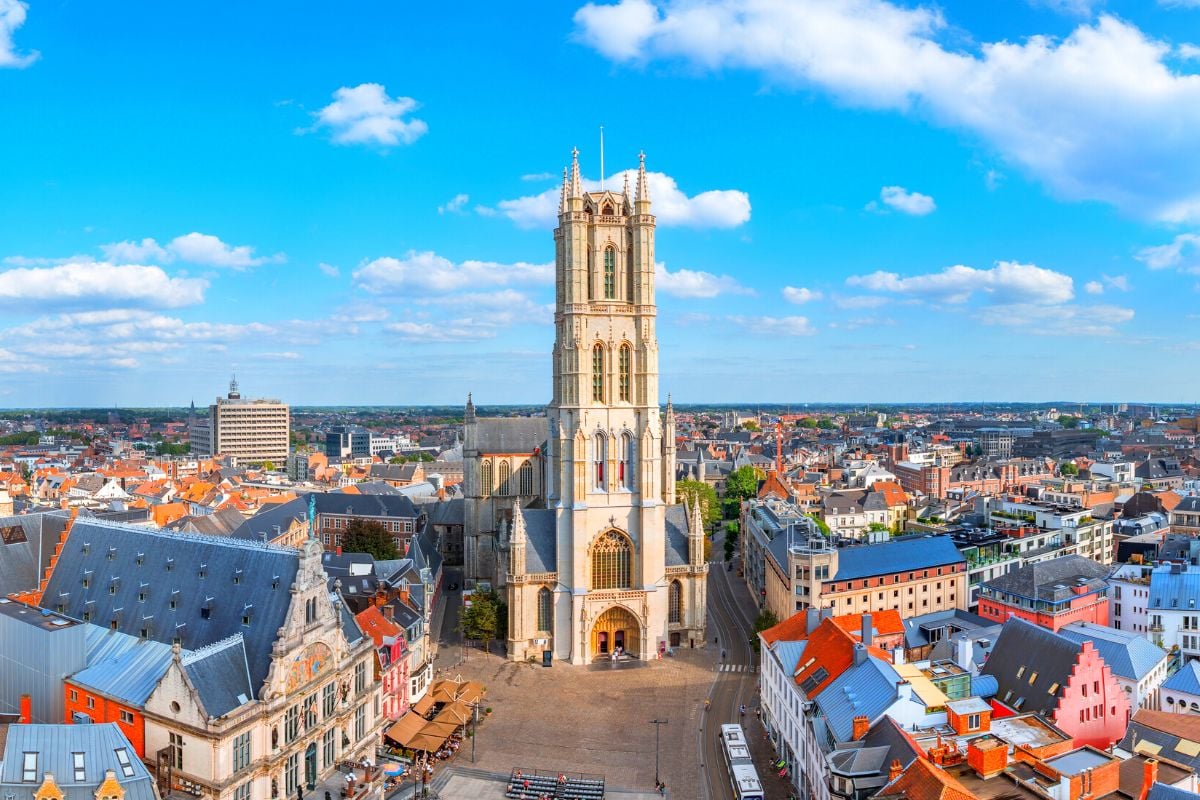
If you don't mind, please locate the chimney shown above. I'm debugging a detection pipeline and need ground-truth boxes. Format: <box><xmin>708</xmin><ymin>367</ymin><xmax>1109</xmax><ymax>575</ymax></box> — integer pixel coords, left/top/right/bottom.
<box><xmin>861</xmin><ymin>613</ymin><xmax>874</xmax><ymax>647</ymax></box>
<box><xmin>852</xmin><ymin>715</ymin><xmax>870</xmax><ymax>741</ymax></box>
<box><xmin>382</xmin><ymin>605</ymin><xmax>394</xmax><ymax>621</ymax></box>
<box><xmin>19</xmin><ymin>694</ymin><xmax>31</xmax><ymax>724</ymax></box>
<box><xmin>853</xmin><ymin>643</ymin><xmax>868</xmax><ymax>666</ymax></box>
<box><xmin>888</xmin><ymin>759</ymin><xmax>903</xmax><ymax>782</ymax></box>
<box><xmin>1138</xmin><ymin>758</ymin><xmax>1158</xmax><ymax>800</ymax></box>
<box><xmin>398</xmin><ymin>582</ymin><xmax>410</xmax><ymax>605</ymax></box>
<box><xmin>806</xmin><ymin>607</ymin><xmax>820</xmax><ymax>635</ymax></box>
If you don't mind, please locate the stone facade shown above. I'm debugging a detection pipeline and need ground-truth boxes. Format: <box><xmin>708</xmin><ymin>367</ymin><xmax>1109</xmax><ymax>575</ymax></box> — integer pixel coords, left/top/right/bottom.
<box><xmin>466</xmin><ymin>150</ymin><xmax>707</xmax><ymax>665</ymax></box>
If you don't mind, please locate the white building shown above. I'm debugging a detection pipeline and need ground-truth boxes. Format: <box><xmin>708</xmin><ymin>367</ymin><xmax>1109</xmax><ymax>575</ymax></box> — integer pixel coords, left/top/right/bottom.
<box><xmin>1160</xmin><ymin>661</ymin><xmax>1200</xmax><ymax>714</ymax></box>
<box><xmin>191</xmin><ymin>377</ymin><xmax>290</xmax><ymax>465</ymax></box>
<box><xmin>1109</xmin><ymin>562</ymin><xmax>1155</xmax><ymax>636</ymax></box>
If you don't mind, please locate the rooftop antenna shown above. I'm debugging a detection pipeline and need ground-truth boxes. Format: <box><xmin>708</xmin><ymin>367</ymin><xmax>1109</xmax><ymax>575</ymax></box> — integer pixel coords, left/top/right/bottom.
<box><xmin>599</xmin><ymin>125</ymin><xmax>605</xmax><ymax>190</ymax></box>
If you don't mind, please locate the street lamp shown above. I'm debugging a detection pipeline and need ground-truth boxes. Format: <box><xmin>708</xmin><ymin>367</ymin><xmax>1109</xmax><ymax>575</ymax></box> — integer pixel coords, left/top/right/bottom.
<box><xmin>648</xmin><ymin>719</ymin><xmax>668</xmax><ymax>788</ymax></box>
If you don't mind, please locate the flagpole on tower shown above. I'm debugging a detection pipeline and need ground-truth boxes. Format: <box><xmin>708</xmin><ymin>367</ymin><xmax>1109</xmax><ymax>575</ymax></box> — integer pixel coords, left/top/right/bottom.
<box><xmin>599</xmin><ymin>125</ymin><xmax>605</xmax><ymax>190</ymax></box>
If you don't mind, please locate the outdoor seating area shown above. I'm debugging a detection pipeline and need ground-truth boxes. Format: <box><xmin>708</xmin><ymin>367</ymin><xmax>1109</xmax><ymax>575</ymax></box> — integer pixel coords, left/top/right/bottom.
<box><xmin>377</xmin><ymin>677</ymin><xmax>489</xmax><ymax>790</ymax></box>
<box><xmin>505</xmin><ymin>768</ymin><xmax>606</xmax><ymax>800</ymax></box>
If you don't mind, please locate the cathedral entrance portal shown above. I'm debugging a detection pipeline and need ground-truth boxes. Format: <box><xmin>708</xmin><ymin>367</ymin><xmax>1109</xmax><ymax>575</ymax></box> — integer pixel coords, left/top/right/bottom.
<box><xmin>591</xmin><ymin>606</ymin><xmax>640</xmax><ymax>660</ymax></box>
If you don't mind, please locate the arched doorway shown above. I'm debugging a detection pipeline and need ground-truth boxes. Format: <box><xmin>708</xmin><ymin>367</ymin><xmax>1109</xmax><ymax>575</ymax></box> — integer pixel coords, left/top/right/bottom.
<box><xmin>591</xmin><ymin>606</ymin><xmax>640</xmax><ymax>660</ymax></box>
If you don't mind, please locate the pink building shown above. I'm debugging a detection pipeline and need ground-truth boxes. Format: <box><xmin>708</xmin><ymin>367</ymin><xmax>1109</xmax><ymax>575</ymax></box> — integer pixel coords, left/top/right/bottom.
<box><xmin>355</xmin><ymin>605</ymin><xmax>410</xmax><ymax>719</ymax></box>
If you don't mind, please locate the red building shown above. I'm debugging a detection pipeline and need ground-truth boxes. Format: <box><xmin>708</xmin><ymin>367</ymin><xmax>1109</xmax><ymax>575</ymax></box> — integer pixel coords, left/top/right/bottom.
<box><xmin>977</xmin><ymin>555</ymin><xmax>1110</xmax><ymax>632</ymax></box>
<box><xmin>355</xmin><ymin>605</ymin><xmax>410</xmax><ymax>720</ymax></box>
<box><xmin>982</xmin><ymin>617</ymin><xmax>1131</xmax><ymax>749</ymax></box>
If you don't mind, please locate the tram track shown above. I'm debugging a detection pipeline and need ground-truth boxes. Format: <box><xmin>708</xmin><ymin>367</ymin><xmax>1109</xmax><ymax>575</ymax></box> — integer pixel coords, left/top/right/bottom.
<box><xmin>699</xmin><ymin>530</ymin><xmax>759</xmax><ymax>800</ymax></box>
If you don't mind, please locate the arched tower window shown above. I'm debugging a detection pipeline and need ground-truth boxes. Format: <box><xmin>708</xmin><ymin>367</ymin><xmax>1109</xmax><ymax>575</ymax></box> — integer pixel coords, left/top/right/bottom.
<box><xmin>591</xmin><ymin>530</ymin><xmax>632</xmax><ymax>590</ymax></box>
<box><xmin>587</xmin><ymin>245</ymin><xmax>594</xmax><ymax>301</ymax></box>
<box><xmin>593</xmin><ymin>433</ymin><xmax>607</xmax><ymax>490</ymax></box>
<box><xmin>498</xmin><ymin>461</ymin><xmax>511</xmax><ymax>496</ymax></box>
<box><xmin>618</xmin><ymin>344</ymin><xmax>632</xmax><ymax>402</ymax></box>
<box><xmin>518</xmin><ymin>460</ymin><xmax>534</xmax><ymax>496</ymax></box>
<box><xmin>480</xmin><ymin>459</ymin><xmax>493</xmax><ymax>496</ymax></box>
<box><xmin>619</xmin><ymin>432</ymin><xmax>635</xmax><ymax>490</ymax></box>
<box><xmin>627</xmin><ymin>246</ymin><xmax>635</xmax><ymax>303</ymax></box>
<box><xmin>537</xmin><ymin>587</ymin><xmax>553</xmax><ymax>632</ymax></box>
<box><xmin>669</xmin><ymin>580</ymin><xmax>683</xmax><ymax>625</ymax></box>
<box><xmin>603</xmin><ymin>247</ymin><xmax>616</xmax><ymax>299</ymax></box>
<box><xmin>602</xmin><ymin>202</ymin><xmax>614</xmax><ymax>215</ymax></box>
<box><xmin>592</xmin><ymin>343</ymin><xmax>605</xmax><ymax>403</ymax></box>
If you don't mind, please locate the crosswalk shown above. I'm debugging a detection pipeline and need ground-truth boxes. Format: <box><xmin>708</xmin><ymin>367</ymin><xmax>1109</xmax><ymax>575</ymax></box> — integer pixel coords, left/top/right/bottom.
<box><xmin>718</xmin><ymin>663</ymin><xmax>757</xmax><ymax>673</ymax></box>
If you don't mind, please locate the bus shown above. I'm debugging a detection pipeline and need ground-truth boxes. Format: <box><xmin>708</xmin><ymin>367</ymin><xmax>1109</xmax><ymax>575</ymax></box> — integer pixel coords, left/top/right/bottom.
<box><xmin>719</xmin><ymin>724</ymin><xmax>764</xmax><ymax>800</ymax></box>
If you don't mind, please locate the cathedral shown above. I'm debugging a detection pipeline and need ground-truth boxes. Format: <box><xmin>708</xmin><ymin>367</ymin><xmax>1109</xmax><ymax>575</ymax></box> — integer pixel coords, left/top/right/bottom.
<box><xmin>463</xmin><ymin>148</ymin><xmax>708</xmax><ymax>665</ymax></box>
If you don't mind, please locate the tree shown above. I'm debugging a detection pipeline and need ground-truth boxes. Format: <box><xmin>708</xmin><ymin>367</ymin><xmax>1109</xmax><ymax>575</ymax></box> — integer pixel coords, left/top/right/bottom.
<box><xmin>867</xmin><ymin>522</ymin><xmax>889</xmax><ymax>532</ymax></box>
<box><xmin>816</xmin><ymin>417</ymin><xmax>837</xmax><ymax>430</ymax></box>
<box><xmin>1060</xmin><ymin>462</ymin><xmax>1079</xmax><ymax>476</ymax></box>
<box><xmin>750</xmin><ymin>608</ymin><xmax>779</xmax><ymax>652</ymax></box>
<box><xmin>725</xmin><ymin>466</ymin><xmax>759</xmax><ymax>502</ymax></box>
<box><xmin>676</xmin><ymin>480</ymin><xmax>720</xmax><ymax>526</ymax></box>
<box><xmin>340</xmin><ymin>518</ymin><xmax>400</xmax><ymax>561</ymax></box>
<box><xmin>797</xmin><ymin>418</ymin><xmax>818</xmax><ymax>429</ymax></box>
<box><xmin>742</xmin><ymin>420</ymin><xmax>761</xmax><ymax>432</ymax></box>
<box><xmin>806</xmin><ymin>513</ymin><xmax>831</xmax><ymax>536</ymax></box>
<box><xmin>261</xmin><ymin>460</ymin><xmax>276</xmax><ymax>472</ymax></box>
<box><xmin>1057</xmin><ymin>415</ymin><xmax>1080</xmax><ymax>429</ymax></box>
<box><xmin>461</xmin><ymin>591</ymin><xmax>500</xmax><ymax>655</ymax></box>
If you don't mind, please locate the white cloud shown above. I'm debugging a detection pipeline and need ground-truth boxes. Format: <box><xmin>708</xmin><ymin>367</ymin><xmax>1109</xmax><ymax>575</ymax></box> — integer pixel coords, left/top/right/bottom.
<box><xmin>1136</xmin><ymin>233</ymin><xmax>1200</xmax><ymax>272</ymax></box>
<box><xmin>100</xmin><ymin>238</ymin><xmax>170</xmax><ymax>263</ymax></box>
<box><xmin>491</xmin><ymin>167</ymin><xmax>750</xmax><ymax>229</ymax></box>
<box><xmin>259</xmin><ymin>351</ymin><xmax>301</xmax><ymax>360</ymax></box>
<box><xmin>98</xmin><ymin>233</ymin><xmax>282</xmax><ymax>269</ymax></box>
<box><xmin>1179</xmin><ymin>43</ymin><xmax>1200</xmax><ymax>60</ymax></box>
<box><xmin>312</xmin><ymin>83</ymin><xmax>428</xmax><ymax>147</ymax></box>
<box><xmin>1083</xmin><ymin>274</ymin><xmax>1129</xmax><ymax>295</ymax></box>
<box><xmin>353</xmin><ymin>250</ymin><xmax>553</xmax><ymax>295</ymax></box>
<box><xmin>977</xmin><ymin>303</ymin><xmax>1134</xmax><ymax>336</ymax></box>
<box><xmin>521</xmin><ymin>172</ymin><xmax>556</xmax><ymax>182</ymax></box>
<box><xmin>782</xmin><ymin>286</ymin><xmax>822</xmax><ymax>304</ymax></box>
<box><xmin>728</xmin><ymin>315</ymin><xmax>816</xmax><ymax>336</ymax></box>
<box><xmin>0</xmin><ymin>0</ymin><xmax>37</xmax><ymax>68</ymax></box>
<box><xmin>656</xmin><ymin>263</ymin><xmax>752</xmax><ymax>298</ymax></box>
<box><xmin>168</xmin><ymin>232</ymin><xmax>283</xmax><ymax>269</ymax></box>
<box><xmin>574</xmin><ymin>1</ymin><xmax>1200</xmax><ymax>223</ymax></box>
<box><xmin>833</xmin><ymin>294</ymin><xmax>889</xmax><ymax>309</ymax></box>
<box><xmin>1028</xmin><ymin>0</ymin><xmax>1103</xmax><ymax>15</ymax></box>
<box><xmin>1085</xmin><ymin>280</ymin><xmax>1104</xmax><ymax>294</ymax></box>
<box><xmin>385</xmin><ymin>320</ymin><xmax>498</xmax><ymax>342</ymax></box>
<box><xmin>0</xmin><ymin>261</ymin><xmax>207</xmax><ymax>308</ymax></box>
<box><xmin>877</xmin><ymin>186</ymin><xmax>936</xmax><ymax>215</ymax></box>
<box><xmin>847</xmin><ymin>261</ymin><xmax>1075</xmax><ymax>305</ymax></box>
<box><xmin>438</xmin><ymin>194</ymin><xmax>470</xmax><ymax>215</ymax></box>
<box><xmin>318</xmin><ymin>262</ymin><xmax>341</xmax><ymax>277</ymax></box>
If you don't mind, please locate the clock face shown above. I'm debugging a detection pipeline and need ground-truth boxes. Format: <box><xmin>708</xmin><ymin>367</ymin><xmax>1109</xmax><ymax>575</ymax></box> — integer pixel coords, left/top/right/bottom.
<box><xmin>286</xmin><ymin>641</ymin><xmax>332</xmax><ymax>693</ymax></box>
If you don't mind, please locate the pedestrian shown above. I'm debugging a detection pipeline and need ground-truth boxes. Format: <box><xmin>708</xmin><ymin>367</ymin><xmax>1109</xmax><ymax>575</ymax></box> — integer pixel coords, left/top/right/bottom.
<box><xmin>297</xmin><ymin>786</ymin><xmax>304</xmax><ymax>800</ymax></box>
<box><xmin>325</xmin><ymin>791</ymin><xmax>331</xmax><ymax>800</ymax></box>
<box><xmin>740</xmin><ymin>703</ymin><xmax>746</xmax><ymax>718</ymax></box>
<box><xmin>721</xmin><ymin>649</ymin><xmax>726</xmax><ymax>661</ymax></box>
<box><xmin>658</xmin><ymin>781</ymin><xmax>666</xmax><ymax>796</ymax></box>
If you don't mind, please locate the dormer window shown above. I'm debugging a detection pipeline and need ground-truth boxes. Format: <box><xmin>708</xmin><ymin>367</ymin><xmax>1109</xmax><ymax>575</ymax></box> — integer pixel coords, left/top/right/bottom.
<box><xmin>233</xmin><ymin>569</ymin><xmax>242</xmax><ymax>585</ymax></box>
<box><xmin>135</xmin><ymin>553</ymin><xmax>144</xmax><ymax>566</ymax></box>
<box><xmin>198</xmin><ymin>564</ymin><xmax>206</xmax><ymax>579</ymax></box>
<box><xmin>165</xmin><ymin>558</ymin><xmax>175</xmax><ymax>572</ymax></box>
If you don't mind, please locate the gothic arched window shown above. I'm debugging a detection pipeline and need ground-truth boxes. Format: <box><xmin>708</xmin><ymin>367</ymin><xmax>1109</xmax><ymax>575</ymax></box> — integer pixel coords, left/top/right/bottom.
<box><xmin>603</xmin><ymin>247</ymin><xmax>616</xmax><ymax>299</ymax></box>
<box><xmin>588</xmin><ymin>246</ymin><xmax>595</xmax><ymax>301</ymax></box>
<box><xmin>627</xmin><ymin>248</ymin><xmax>635</xmax><ymax>302</ymax></box>
<box><xmin>591</xmin><ymin>530</ymin><xmax>631</xmax><ymax>590</ymax></box>
<box><xmin>481</xmin><ymin>460</ymin><xmax>493</xmax><ymax>496</ymax></box>
<box><xmin>537</xmin><ymin>587</ymin><xmax>553</xmax><ymax>632</ymax></box>
<box><xmin>593</xmin><ymin>433</ymin><xmax>607</xmax><ymax>490</ymax></box>
<box><xmin>619</xmin><ymin>432</ymin><xmax>635</xmax><ymax>490</ymax></box>
<box><xmin>592</xmin><ymin>343</ymin><xmax>605</xmax><ymax>403</ymax></box>
<box><xmin>669</xmin><ymin>580</ymin><xmax>683</xmax><ymax>625</ymax></box>
<box><xmin>498</xmin><ymin>461</ymin><xmax>511</xmax><ymax>496</ymax></box>
<box><xmin>518</xmin><ymin>460</ymin><xmax>534</xmax><ymax>496</ymax></box>
<box><xmin>618</xmin><ymin>344</ymin><xmax>632</xmax><ymax>402</ymax></box>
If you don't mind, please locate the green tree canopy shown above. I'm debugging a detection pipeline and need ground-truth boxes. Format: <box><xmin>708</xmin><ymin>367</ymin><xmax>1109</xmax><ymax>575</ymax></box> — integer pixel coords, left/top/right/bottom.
<box><xmin>750</xmin><ymin>608</ymin><xmax>779</xmax><ymax>652</ymax></box>
<box><xmin>461</xmin><ymin>591</ymin><xmax>500</xmax><ymax>654</ymax></box>
<box><xmin>816</xmin><ymin>418</ymin><xmax>837</xmax><ymax>430</ymax></box>
<box><xmin>806</xmin><ymin>513</ymin><xmax>831</xmax><ymax>536</ymax></box>
<box><xmin>1057</xmin><ymin>415</ymin><xmax>1080</xmax><ymax>429</ymax></box>
<box><xmin>340</xmin><ymin>518</ymin><xmax>401</xmax><ymax>561</ymax></box>
<box><xmin>742</xmin><ymin>420</ymin><xmax>761</xmax><ymax>432</ymax></box>
<box><xmin>1060</xmin><ymin>462</ymin><xmax>1079</xmax><ymax>476</ymax></box>
<box><xmin>724</xmin><ymin>465</ymin><xmax>760</xmax><ymax>502</ymax></box>
<box><xmin>797</xmin><ymin>418</ymin><xmax>818</xmax><ymax>429</ymax></box>
<box><xmin>676</xmin><ymin>479</ymin><xmax>720</xmax><ymax>526</ymax></box>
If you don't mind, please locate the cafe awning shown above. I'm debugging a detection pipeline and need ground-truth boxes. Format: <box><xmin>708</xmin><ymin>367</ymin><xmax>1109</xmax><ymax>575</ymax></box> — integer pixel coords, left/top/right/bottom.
<box><xmin>383</xmin><ymin>712</ymin><xmax>427</xmax><ymax>747</ymax></box>
<box><xmin>433</xmin><ymin>700</ymin><xmax>471</xmax><ymax>726</ymax></box>
<box><xmin>411</xmin><ymin>693</ymin><xmax>435</xmax><ymax>717</ymax></box>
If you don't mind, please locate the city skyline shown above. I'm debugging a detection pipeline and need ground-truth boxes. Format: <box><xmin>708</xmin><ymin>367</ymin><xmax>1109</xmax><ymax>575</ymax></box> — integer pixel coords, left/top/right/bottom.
<box><xmin>4</xmin><ymin>1</ymin><xmax>1200</xmax><ymax>406</ymax></box>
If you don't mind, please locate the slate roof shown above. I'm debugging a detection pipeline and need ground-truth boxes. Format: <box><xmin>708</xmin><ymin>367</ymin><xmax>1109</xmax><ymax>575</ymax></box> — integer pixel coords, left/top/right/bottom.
<box><xmin>42</xmin><ymin>518</ymin><xmax>298</xmax><ymax>698</ymax></box>
<box><xmin>901</xmin><ymin>609</ymin><xmax>991</xmax><ymax>650</ymax></box>
<box><xmin>71</xmin><ymin>628</ymin><xmax>176</xmax><ymax>706</ymax></box>
<box><xmin>664</xmin><ymin>504</ymin><xmax>690</xmax><ymax>567</ymax></box>
<box><xmin>167</xmin><ymin>507</ymin><xmax>248</xmax><ymax>537</ymax></box>
<box><xmin>1174</xmin><ymin>496</ymin><xmax>1200</xmax><ymax>513</ymax></box>
<box><xmin>1147</xmin><ymin>784</ymin><xmax>1200</xmax><ymax>800</ymax></box>
<box><xmin>181</xmin><ymin>634</ymin><xmax>254</xmax><ymax>718</ymax></box>
<box><xmin>521</xmin><ymin>508</ymin><xmax>557</xmax><ymax>573</ymax></box>
<box><xmin>0</xmin><ymin>511</ymin><xmax>69</xmax><ymax>596</ymax></box>
<box><xmin>1059</xmin><ymin>622</ymin><xmax>1167</xmax><ymax>681</ymax></box>
<box><xmin>822</xmin><ymin>489</ymin><xmax>887</xmax><ymax>514</ymax></box>
<box><xmin>981</xmin><ymin>617</ymin><xmax>1079</xmax><ymax>716</ymax></box>
<box><xmin>815</xmin><ymin>656</ymin><xmax>904</xmax><ymax>742</ymax></box>
<box><xmin>1149</xmin><ymin>566</ymin><xmax>1200</xmax><ymax>612</ymax></box>
<box><xmin>426</xmin><ymin>498</ymin><xmax>464</xmax><ymax>527</ymax></box>
<box><xmin>1119</xmin><ymin>710</ymin><xmax>1200</xmax><ymax>771</ymax></box>
<box><xmin>980</xmin><ymin>554</ymin><xmax>1109</xmax><ymax>603</ymax></box>
<box><xmin>1162</xmin><ymin>660</ymin><xmax>1200</xmax><ymax>696</ymax></box>
<box><xmin>472</xmin><ymin>417</ymin><xmax>546</xmax><ymax>454</ymax></box>
<box><xmin>833</xmin><ymin>536</ymin><xmax>965</xmax><ymax>582</ymax></box>
<box><xmin>0</xmin><ymin>722</ymin><xmax>156</xmax><ymax>800</ymax></box>
<box><xmin>233</xmin><ymin>492</ymin><xmax>420</xmax><ymax>541</ymax></box>
<box><xmin>828</xmin><ymin>715</ymin><xmax>921</xmax><ymax>785</ymax></box>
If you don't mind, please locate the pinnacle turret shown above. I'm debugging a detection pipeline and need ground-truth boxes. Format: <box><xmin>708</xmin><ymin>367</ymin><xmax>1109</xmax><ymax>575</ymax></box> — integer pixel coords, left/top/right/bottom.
<box><xmin>635</xmin><ymin>151</ymin><xmax>650</xmax><ymax>209</ymax></box>
<box><xmin>569</xmin><ymin>147</ymin><xmax>583</xmax><ymax>199</ymax></box>
<box><xmin>559</xmin><ymin>167</ymin><xmax>570</xmax><ymax>213</ymax></box>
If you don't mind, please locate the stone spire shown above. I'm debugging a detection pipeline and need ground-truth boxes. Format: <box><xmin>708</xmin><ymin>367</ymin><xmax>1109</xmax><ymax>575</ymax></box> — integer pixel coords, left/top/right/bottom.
<box><xmin>662</xmin><ymin>393</ymin><xmax>677</xmax><ymax>505</ymax></box>
<box><xmin>689</xmin><ymin>492</ymin><xmax>705</xmax><ymax>566</ymax></box>
<box><xmin>510</xmin><ymin>504</ymin><xmax>527</xmax><ymax>577</ymax></box>
<box><xmin>569</xmin><ymin>147</ymin><xmax>583</xmax><ymax>199</ymax></box>
<box><xmin>465</xmin><ymin>392</ymin><xmax>475</xmax><ymax>423</ymax></box>
<box><xmin>559</xmin><ymin>167</ymin><xmax>570</xmax><ymax>214</ymax></box>
<box><xmin>635</xmin><ymin>151</ymin><xmax>650</xmax><ymax>210</ymax></box>
<box><xmin>623</xmin><ymin>170</ymin><xmax>631</xmax><ymax>208</ymax></box>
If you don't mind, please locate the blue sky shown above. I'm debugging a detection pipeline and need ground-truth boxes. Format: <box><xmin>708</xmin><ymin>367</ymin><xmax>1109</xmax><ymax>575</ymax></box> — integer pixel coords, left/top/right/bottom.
<box><xmin>3</xmin><ymin>0</ymin><xmax>1200</xmax><ymax>407</ymax></box>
